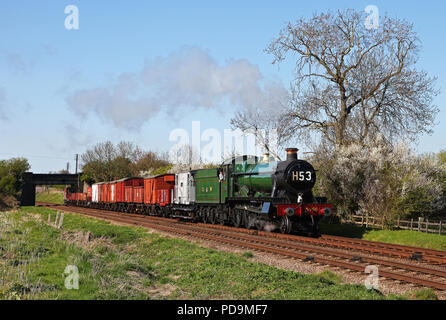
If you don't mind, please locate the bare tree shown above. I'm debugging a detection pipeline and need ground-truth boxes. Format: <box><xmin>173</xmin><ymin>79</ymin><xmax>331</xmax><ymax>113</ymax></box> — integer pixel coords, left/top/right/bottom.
<box><xmin>132</xmin><ymin>151</ymin><xmax>170</xmax><ymax>175</ymax></box>
<box><xmin>168</xmin><ymin>143</ymin><xmax>202</xmax><ymax>166</ymax></box>
<box><xmin>116</xmin><ymin>141</ymin><xmax>144</xmax><ymax>163</ymax></box>
<box><xmin>231</xmin><ymin>106</ymin><xmax>295</xmax><ymax>161</ymax></box>
<box><xmin>266</xmin><ymin>9</ymin><xmax>439</xmax><ymax>147</ymax></box>
<box><xmin>81</xmin><ymin>141</ymin><xmax>117</xmax><ymax>182</ymax></box>
<box><xmin>80</xmin><ymin>141</ymin><xmax>165</xmax><ymax>182</ymax></box>
<box><xmin>230</xmin><ymin>83</ymin><xmax>294</xmax><ymax>160</ymax></box>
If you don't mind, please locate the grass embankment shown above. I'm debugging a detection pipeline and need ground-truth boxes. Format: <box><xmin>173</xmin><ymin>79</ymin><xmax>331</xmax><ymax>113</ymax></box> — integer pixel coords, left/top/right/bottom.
<box><xmin>0</xmin><ymin>206</ymin><xmax>413</xmax><ymax>300</ymax></box>
<box><xmin>35</xmin><ymin>190</ymin><xmax>64</xmax><ymax>204</ymax></box>
<box><xmin>320</xmin><ymin>222</ymin><xmax>446</xmax><ymax>251</ymax></box>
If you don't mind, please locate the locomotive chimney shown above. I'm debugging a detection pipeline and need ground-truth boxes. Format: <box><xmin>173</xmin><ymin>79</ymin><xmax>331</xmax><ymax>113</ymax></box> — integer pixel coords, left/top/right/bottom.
<box><xmin>285</xmin><ymin>148</ymin><xmax>298</xmax><ymax>161</ymax></box>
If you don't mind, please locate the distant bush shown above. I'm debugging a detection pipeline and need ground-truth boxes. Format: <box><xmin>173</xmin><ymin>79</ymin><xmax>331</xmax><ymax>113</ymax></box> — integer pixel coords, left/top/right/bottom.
<box><xmin>312</xmin><ymin>137</ymin><xmax>446</xmax><ymax>225</ymax></box>
<box><xmin>80</xmin><ymin>141</ymin><xmax>171</xmax><ymax>183</ymax></box>
<box><xmin>0</xmin><ymin>158</ymin><xmax>30</xmax><ymax>207</ymax></box>
<box><xmin>437</xmin><ymin>150</ymin><xmax>446</xmax><ymax>204</ymax></box>
<box><xmin>151</xmin><ymin>164</ymin><xmax>172</xmax><ymax>176</ymax></box>
<box><xmin>0</xmin><ymin>158</ymin><xmax>30</xmax><ymax>196</ymax></box>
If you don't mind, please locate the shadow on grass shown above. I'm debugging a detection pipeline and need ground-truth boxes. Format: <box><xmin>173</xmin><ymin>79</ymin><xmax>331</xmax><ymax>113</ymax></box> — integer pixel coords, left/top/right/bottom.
<box><xmin>320</xmin><ymin>222</ymin><xmax>370</xmax><ymax>238</ymax></box>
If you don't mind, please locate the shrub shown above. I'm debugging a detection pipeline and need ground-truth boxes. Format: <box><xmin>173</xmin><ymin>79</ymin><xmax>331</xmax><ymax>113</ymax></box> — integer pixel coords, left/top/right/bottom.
<box><xmin>313</xmin><ymin>137</ymin><xmax>446</xmax><ymax>224</ymax></box>
<box><xmin>0</xmin><ymin>158</ymin><xmax>30</xmax><ymax>201</ymax></box>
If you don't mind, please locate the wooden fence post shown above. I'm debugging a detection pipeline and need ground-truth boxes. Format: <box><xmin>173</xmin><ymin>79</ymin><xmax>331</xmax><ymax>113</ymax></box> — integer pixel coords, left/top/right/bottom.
<box><xmin>418</xmin><ymin>217</ymin><xmax>422</xmax><ymax>232</ymax></box>
<box><xmin>439</xmin><ymin>221</ymin><xmax>442</xmax><ymax>235</ymax></box>
<box><xmin>58</xmin><ymin>212</ymin><xmax>64</xmax><ymax>229</ymax></box>
<box><xmin>426</xmin><ymin>219</ymin><xmax>429</xmax><ymax>233</ymax></box>
<box><xmin>366</xmin><ymin>215</ymin><xmax>369</xmax><ymax>228</ymax></box>
<box><xmin>55</xmin><ymin>211</ymin><xmax>60</xmax><ymax>227</ymax></box>
<box><xmin>410</xmin><ymin>218</ymin><xmax>413</xmax><ymax>231</ymax></box>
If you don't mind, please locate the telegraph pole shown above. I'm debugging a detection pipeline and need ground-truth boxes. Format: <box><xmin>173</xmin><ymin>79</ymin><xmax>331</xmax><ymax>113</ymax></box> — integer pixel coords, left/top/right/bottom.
<box><xmin>75</xmin><ymin>154</ymin><xmax>80</xmax><ymax>191</ymax></box>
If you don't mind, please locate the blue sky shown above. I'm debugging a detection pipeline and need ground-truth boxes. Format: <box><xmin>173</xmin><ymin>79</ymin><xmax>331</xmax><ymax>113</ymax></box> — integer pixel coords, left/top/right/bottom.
<box><xmin>0</xmin><ymin>1</ymin><xmax>445</xmax><ymax>173</ymax></box>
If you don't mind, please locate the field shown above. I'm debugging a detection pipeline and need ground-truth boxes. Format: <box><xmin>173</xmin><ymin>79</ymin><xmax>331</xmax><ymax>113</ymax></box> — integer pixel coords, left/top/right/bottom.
<box><xmin>0</xmin><ymin>206</ymin><xmax>418</xmax><ymax>300</ymax></box>
<box><xmin>35</xmin><ymin>190</ymin><xmax>64</xmax><ymax>205</ymax></box>
<box><xmin>320</xmin><ymin>222</ymin><xmax>446</xmax><ymax>251</ymax></box>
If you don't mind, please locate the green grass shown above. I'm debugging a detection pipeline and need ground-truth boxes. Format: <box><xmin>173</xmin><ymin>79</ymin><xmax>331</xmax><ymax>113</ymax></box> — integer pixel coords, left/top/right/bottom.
<box><xmin>241</xmin><ymin>251</ymin><xmax>254</xmax><ymax>259</ymax></box>
<box><xmin>35</xmin><ymin>191</ymin><xmax>64</xmax><ymax>204</ymax></box>
<box><xmin>316</xmin><ymin>270</ymin><xmax>343</xmax><ymax>285</ymax></box>
<box><xmin>320</xmin><ymin>222</ymin><xmax>446</xmax><ymax>251</ymax></box>
<box><xmin>0</xmin><ymin>206</ymin><xmax>406</xmax><ymax>300</ymax></box>
<box><xmin>411</xmin><ymin>288</ymin><xmax>439</xmax><ymax>300</ymax></box>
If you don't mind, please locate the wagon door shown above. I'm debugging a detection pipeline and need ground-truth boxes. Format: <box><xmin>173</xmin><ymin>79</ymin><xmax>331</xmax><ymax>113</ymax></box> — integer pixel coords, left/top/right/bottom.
<box><xmin>188</xmin><ymin>173</ymin><xmax>195</xmax><ymax>204</ymax></box>
<box><xmin>177</xmin><ymin>173</ymin><xmax>187</xmax><ymax>204</ymax></box>
<box><xmin>92</xmin><ymin>184</ymin><xmax>98</xmax><ymax>202</ymax></box>
<box><xmin>218</xmin><ymin>167</ymin><xmax>228</xmax><ymax>204</ymax></box>
<box><xmin>111</xmin><ymin>184</ymin><xmax>115</xmax><ymax>202</ymax></box>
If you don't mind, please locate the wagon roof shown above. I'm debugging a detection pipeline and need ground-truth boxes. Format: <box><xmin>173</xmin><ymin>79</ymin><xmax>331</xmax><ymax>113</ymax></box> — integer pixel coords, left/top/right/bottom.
<box><xmin>146</xmin><ymin>173</ymin><xmax>175</xmax><ymax>179</ymax></box>
<box><xmin>113</xmin><ymin>176</ymin><xmax>143</xmax><ymax>182</ymax></box>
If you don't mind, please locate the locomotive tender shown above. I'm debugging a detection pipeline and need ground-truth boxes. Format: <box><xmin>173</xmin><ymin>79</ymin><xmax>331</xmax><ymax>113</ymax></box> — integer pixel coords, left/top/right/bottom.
<box><xmin>65</xmin><ymin>148</ymin><xmax>332</xmax><ymax>236</ymax></box>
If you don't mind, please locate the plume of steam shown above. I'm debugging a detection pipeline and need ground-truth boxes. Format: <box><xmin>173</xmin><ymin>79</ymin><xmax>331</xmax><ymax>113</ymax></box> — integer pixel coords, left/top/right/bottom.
<box><xmin>65</xmin><ymin>46</ymin><xmax>288</xmax><ymax>131</ymax></box>
<box><xmin>263</xmin><ymin>222</ymin><xmax>278</xmax><ymax>232</ymax></box>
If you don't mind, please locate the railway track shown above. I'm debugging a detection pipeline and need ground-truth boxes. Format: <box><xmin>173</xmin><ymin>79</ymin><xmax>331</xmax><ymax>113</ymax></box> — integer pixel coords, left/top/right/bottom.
<box><xmin>197</xmin><ymin>222</ymin><xmax>446</xmax><ymax>264</ymax></box>
<box><xmin>36</xmin><ymin>202</ymin><xmax>446</xmax><ymax>291</ymax></box>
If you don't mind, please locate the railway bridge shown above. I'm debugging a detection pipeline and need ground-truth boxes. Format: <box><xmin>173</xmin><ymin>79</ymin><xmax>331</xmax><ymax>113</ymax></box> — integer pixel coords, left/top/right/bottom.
<box><xmin>20</xmin><ymin>172</ymin><xmax>80</xmax><ymax>206</ymax></box>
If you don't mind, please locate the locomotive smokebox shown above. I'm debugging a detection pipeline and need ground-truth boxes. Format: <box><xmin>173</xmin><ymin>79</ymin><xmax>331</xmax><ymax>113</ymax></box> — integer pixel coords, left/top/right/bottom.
<box><xmin>272</xmin><ymin>148</ymin><xmax>316</xmax><ymax>202</ymax></box>
<box><xmin>286</xmin><ymin>148</ymin><xmax>298</xmax><ymax>161</ymax></box>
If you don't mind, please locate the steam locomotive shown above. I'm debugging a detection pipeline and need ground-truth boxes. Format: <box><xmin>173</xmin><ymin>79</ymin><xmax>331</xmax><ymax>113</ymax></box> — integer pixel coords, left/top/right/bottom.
<box><xmin>65</xmin><ymin>148</ymin><xmax>332</xmax><ymax>236</ymax></box>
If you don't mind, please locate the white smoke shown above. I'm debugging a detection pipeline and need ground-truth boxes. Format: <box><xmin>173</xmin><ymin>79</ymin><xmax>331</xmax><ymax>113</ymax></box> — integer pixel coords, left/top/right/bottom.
<box><xmin>5</xmin><ymin>52</ymin><xmax>34</xmax><ymax>74</ymax></box>
<box><xmin>65</xmin><ymin>72</ymin><xmax>160</xmax><ymax>130</ymax></box>
<box><xmin>65</xmin><ymin>46</ymin><xmax>288</xmax><ymax>131</ymax></box>
<box><xmin>263</xmin><ymin>222</ymin><xmax>278</xmax><ymax>232</ymax></box>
